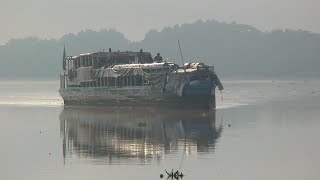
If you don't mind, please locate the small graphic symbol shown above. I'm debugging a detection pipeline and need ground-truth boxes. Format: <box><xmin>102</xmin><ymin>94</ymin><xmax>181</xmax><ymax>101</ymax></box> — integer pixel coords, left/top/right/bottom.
<box><xmin>160</xmin><ymin>169</ymin><xmax>184</xmax><ymax>180</ymax></box>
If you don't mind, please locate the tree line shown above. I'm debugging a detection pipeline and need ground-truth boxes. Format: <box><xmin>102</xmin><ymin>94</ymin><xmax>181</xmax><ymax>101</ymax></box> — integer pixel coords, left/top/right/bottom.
<box><xmin>0</xmin><ymin>20</ymin><xmax>319</xmax><ymax>79</ymax></box>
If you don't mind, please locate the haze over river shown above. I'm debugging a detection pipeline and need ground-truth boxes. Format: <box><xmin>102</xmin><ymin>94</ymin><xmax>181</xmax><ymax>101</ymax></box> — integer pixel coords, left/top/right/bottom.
<box><xmin>0</xmin><ymin>79</ymin><xmax>319</xmax><ymax>180</ymax></box>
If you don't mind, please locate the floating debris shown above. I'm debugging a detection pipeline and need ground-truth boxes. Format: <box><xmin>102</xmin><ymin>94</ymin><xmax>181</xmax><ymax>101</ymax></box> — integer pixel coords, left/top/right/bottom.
<box><xmin>137</xmin><ymin>122</ymin><xmax>147</xmax><ymax>127</ymax></box>
<box><xmin>161</xmin><ymin>169</ymin><xmax>184</xmax><ymax>180</ymax></box>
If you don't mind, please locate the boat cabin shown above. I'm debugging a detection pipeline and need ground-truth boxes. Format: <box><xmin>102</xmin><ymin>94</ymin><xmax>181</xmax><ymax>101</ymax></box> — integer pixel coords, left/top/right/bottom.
<box><xmin>60</xmin><ymin>50</ymin><xmax>178</xmax><ymax>89</ymax></box>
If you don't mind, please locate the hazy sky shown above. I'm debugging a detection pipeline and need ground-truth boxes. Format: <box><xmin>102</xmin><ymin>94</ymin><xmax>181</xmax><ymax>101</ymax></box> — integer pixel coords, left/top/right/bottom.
<box><xmin>1</xmin><ymin>0</ymin><xmax>319</xmax><ymax>45</ymax></box>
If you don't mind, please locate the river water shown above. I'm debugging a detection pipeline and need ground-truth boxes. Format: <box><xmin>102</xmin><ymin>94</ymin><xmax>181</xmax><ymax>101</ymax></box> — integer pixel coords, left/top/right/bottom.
<box><xmin>0</xmin><ymin>79</ymin><xmax>319</xmax><ymax>180</ymax></box>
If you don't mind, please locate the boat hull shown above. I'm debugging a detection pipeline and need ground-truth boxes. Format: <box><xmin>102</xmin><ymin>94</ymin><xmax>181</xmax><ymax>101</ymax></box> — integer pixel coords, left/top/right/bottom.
<box><xmin>59</xmin><ymin>85</ymin><xmax>216</xmax><ymax>108</ymax></box>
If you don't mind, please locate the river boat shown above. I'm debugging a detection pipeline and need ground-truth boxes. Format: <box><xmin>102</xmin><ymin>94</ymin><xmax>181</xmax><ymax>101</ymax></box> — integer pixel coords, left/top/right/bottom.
<box><xmin>59</xmin><ymin>49</ymin><xmax>223</xmax><ymax>108</ymax></box>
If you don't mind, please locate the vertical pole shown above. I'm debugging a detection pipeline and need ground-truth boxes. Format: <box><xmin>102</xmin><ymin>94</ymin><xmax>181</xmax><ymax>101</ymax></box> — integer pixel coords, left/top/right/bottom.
<box><xmin>91</xmin><ymin>55</ymin><xmax>93</xmax><ymax>67</ymax></box>
<box><xmin>126</xmin><ymin>76</ymin><xmax>128</xmax><ymax>86</ymax></box>
<box><xmin>67</xmin><ymin>57</ymin><xmax>69</xmax><ymax>88</ymax></box>
<box><xmin>142</xmin><ymin>75</ymin><xmax>144</xmax><ymax>86</ymax></box>
<box><xmin>67</xmin><ymin>57</ymin><xmax>69</xmax><ymax>77</ymax></box>
<box><xmin>60</xmin><ymin>74</ymin><xmax>62</xmax><ymax>89</ymax></box>
<box><xmin>212</xmin><ymin>93</ymin><xmax>216</xmax><ymax>109</ymax></box>
<box><xmin>178</xmin><ymin>40</ymin><xmax>187</xmax><ymax>76</ymax></box>
<box><xmin>178</xmin><ymin>40</ymin><xmax>185</xmax><ymax>66</ymax></box>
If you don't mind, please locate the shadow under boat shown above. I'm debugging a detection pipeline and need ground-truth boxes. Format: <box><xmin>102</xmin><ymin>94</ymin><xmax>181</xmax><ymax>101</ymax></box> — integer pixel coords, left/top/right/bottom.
<box><xmin>60</xmin><ymin>106</ymin><xmax>223</xmax><ymax>164</ymax></box>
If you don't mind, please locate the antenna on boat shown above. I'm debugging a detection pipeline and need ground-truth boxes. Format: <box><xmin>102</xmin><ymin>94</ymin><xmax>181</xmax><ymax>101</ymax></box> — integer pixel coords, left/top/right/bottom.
<box><xmin>177</xmin><ymin>40</ymin><xmax>185</xmax><ymax>66</ymax></box>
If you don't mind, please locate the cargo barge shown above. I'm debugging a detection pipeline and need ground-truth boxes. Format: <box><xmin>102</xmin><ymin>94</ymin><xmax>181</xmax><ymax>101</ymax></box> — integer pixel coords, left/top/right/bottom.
<box><xmin>59</xmin><ymin>49</ymin><xmax>223</xmax><ymax>108</ymax></box>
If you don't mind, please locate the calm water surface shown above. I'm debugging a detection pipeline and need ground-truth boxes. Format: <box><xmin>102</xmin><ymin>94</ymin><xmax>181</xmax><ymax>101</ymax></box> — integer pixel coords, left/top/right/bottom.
<box><xmin>0</xmin><ymin>80</ymin><xmax>320</xmax><ymax>180</ymax></box>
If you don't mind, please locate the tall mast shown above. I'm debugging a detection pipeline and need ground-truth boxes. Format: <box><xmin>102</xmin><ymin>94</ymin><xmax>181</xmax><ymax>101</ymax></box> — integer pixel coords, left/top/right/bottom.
<box><xmin>62</xmin><ymin>45</ymin><xmax>66</xmax><ymax>70</ymax></box>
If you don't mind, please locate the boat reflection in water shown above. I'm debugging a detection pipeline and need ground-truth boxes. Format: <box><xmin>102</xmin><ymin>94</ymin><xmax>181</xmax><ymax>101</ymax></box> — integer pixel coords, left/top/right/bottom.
<box><xmin>60</xmin><ymin>107</ymin><xmax>222</xmax><ymax>164</ymax></box>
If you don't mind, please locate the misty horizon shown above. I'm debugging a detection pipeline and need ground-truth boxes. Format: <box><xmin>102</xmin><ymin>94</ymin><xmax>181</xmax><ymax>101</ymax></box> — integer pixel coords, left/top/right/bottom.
<box><xmin>1</xmin><ymin>19</ymin><xmax>320</xmax><ymax>46</ymax></box>
<box><xmin>1</xmin><ymin>20</ymin><xmax>319</xmax><ymax>79</ymax></box>
<box><xmin>1</xmin><ymin>0</ymin><xmax>320</xmax><ymax>45</ymax></box>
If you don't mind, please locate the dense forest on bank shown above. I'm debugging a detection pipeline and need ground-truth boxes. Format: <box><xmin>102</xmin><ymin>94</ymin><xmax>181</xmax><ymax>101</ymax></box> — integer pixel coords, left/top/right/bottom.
<box><xmin>1</xmin><ymin>20</ymin><xmax>319</xmax><ymax>79</ymax></box>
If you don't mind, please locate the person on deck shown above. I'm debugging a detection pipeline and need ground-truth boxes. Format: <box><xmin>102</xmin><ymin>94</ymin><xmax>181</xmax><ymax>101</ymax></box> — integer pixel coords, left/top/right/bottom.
<box><xmin>154</xmin><ymin>53</ymin><xmax>163</xmax><ymax>63</ymax></box>
<box><xmin>138</xmin><ymin>49</ymin><xmax>146</xmax><ymax>63</ymax></box>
